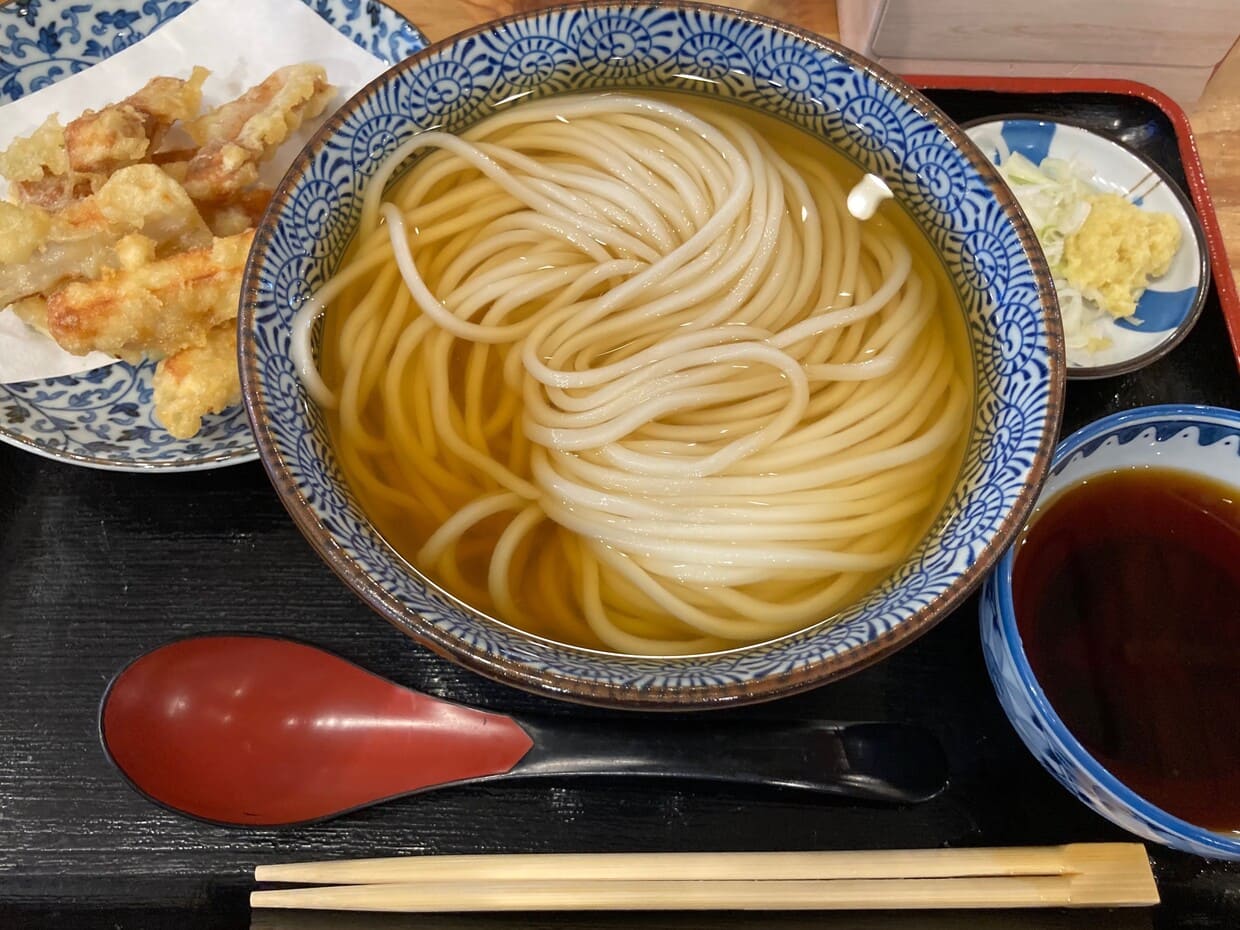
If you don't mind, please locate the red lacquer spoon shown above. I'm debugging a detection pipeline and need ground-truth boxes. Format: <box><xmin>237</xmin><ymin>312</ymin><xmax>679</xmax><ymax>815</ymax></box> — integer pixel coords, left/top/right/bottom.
<box><xmin>99</xmin><ymin>635</ymin><xmax>948</xmax><ymax>827</ymax></box>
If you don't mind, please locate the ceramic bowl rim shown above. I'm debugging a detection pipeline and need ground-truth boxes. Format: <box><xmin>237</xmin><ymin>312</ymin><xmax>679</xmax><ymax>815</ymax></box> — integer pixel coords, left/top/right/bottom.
<box><xmin>960</xmin><ymin>112</ymin><xmax>1212</xmax><ymax>381</ymax></box>
<box><xmin>990</xmin><ymin>402</ymin><xmax>1240</xmax><ymax>856</ymax></box>
<box><xmin>0</xmin><ymin>419</ymin><xmax>259</xmax><ymax>472</ymax></box>
<box><xmin>240</xmin><ymin>0</ymin><xmax>1065</xmax><ymax>707</ymax></box>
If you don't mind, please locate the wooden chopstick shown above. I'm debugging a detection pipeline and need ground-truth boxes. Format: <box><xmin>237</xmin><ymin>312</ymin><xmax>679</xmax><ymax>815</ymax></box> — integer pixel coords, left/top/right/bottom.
<box><xmin>251</xmin><ymin>843</ymin><xmax>1158</xmax><ymax>912</ymax></box>
<box><xmin>255</xmin><ymin>843</ymin><xmax>1134</xmax><ymax>885</ymax></box>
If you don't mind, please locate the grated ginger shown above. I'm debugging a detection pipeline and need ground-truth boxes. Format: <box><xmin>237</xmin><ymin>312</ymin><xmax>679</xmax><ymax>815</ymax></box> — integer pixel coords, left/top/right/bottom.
<box><xmin>1061</xmin><ymin>193</ymin><xmax>1181</xmax><ymax>319</ymax></box>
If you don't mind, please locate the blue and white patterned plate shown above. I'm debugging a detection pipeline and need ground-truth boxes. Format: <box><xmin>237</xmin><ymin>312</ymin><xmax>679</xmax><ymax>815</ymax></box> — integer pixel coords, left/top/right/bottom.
<box><xmin>965</xmin><ymin>116</ymin><xmax>1210</xmax><ymax>379</ymax></box>
<box><xmin>0</xmin><ymin>0</ymin><xmax>426</xmax><ymax>471</ymax></box>
<box><xmin>241</xmin><ymin>2</ymin><xmax>1065</xmax><ymax>706</ymax></box>
<box><xmin>981</xmin><ymin>404</ymin><xmax>1240</xmax><ymax>859</ymax></box>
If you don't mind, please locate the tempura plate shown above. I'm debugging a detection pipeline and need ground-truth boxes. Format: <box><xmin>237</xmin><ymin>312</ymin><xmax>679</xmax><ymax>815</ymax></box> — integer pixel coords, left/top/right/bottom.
<box><xmin>0</xmin><ymin>0</ymin><xmax>426</xmax><ymax>471</ymax></box>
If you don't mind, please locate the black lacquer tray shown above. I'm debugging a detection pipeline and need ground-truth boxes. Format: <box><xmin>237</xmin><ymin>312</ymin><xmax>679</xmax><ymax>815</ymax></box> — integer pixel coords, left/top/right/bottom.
<box><xmin>1</xmin><ymin>83</ymin><xmax>1237</xmax><ymax>930</ymax></box>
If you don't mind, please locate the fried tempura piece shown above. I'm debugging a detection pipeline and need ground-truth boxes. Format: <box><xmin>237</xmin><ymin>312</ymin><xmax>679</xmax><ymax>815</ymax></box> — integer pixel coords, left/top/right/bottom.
<box><xmin>123</xmin><ymin>68</ymin><xmax>209</xmax><ymax>141</ymax></box>
<box><xmin>0</xmin><ymin>198</ymin><xmax>118</xmax><ymax>307</ymax></box>
<box><xmin>185</xmin><ymin>65</ymin><xmax>331</xmax><ymax>150</ymax></box>
<box><xmin>149</xmin><ymin>147</ymin><xmax>196</xmax><ymax>185</ymax></box>
<box><xmin>94</xmin><ymin>163</ymin><xmax>212</xmax><ymax>252</ymax></box>
<box><xmin>153</xmin><ymin>154</ymin><xmax>273</xmax><ymax>234</ymax></box>
<box><xmin>0</xmin><ymin>165</ymin><xmax>212</xmax><ymax>307</ymax></box>
<box><xmin>65</xmin><ymin>68</ymin><xmax>208</xmax><ymax>175</ymax></box>
<box><xmin>199</xmin><ymin>186</ymin><xmax>272</xmax><ymax>236</ymax></box>
<box><xmin>64</xmin><ymin>107</ymin><xmax>150</xmax><ymax>175</ymax></box>
<box><xmin>0</xmin><ymin>115</ymin><xmax>86</xmax><ymax>210</ymax></box>
<box><xmin>0</xmin><ymin>69</ymin><xmax>209</xmax><ymax>211</ymax></box>
<box><xmin>182</xmin><ymin>64</ymin><xmax>334</xmax><ymax>202</ymax></box>
<box><xmin>7</xmin><ymin>175</ymin><xmax>88</xmax><ymax>211</ymax></box>
<box><xmin>46</xmin><ymin>228</ymin><xmax>253</xmax><ymax>360</ymax></box>
<box><xmin>9</xmin><ymin>296</ymin><xmax>50</xmax><ymax>337</ymax></box>
<box><xmin>153</xmin><ymin>321</ymin><xmax>240</xmax><ymax>438</ymax></box>
<box><xmin>0</xmin><ymin>114</ymin><xmax>69</xmax><ymax>182</ymax></box>
<box><xmin>0</xmin><ymin>200</ymin><xmax>52</xmax><ymax>265</ymax></box>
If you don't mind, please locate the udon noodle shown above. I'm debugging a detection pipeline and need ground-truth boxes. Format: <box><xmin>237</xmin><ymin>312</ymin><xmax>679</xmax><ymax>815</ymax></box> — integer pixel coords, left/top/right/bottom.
<box><xmin>295</xmin><ymin>92</ymin><xmax>971</xmax><ymax>655</ymax></box>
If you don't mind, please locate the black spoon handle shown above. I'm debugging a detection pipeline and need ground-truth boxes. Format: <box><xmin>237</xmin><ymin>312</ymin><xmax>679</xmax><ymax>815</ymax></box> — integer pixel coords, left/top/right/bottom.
<box><xmin>503</xmin><ymin>719</ymin><xmax>948</xmax><ymax>803</ymax></box>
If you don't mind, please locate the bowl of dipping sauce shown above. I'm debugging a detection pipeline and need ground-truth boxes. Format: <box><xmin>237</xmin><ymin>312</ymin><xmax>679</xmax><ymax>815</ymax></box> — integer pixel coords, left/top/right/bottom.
<box><xmin>241</xmin><ymin>1</ymin><xmax>1064</xmax><ymax>707</ymax></box>
<box><xmin>981</xmin><ymin>404</ymin><xmax>1240</xmax><ymax>859</ymax></box>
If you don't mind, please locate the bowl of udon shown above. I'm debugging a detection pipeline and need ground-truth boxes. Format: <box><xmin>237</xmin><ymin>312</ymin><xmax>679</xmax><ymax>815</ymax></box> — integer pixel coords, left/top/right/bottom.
<box><xmin>240</xmin><ymin>1</ymin><xmax>1065</xmax><ymax>707</ymax></box>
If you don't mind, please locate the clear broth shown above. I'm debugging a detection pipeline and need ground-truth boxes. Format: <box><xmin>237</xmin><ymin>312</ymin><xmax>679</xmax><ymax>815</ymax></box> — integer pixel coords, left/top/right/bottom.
<box><xmin>322</xmin><ymin>93</ymin><xmax>975</xmax><ymax>653</ymax></box>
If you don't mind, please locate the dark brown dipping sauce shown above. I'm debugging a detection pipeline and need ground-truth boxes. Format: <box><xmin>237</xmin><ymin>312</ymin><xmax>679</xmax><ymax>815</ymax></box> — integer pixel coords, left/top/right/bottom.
<box><xmin>1012</xmin><ymin>467</ymin><xmax>1240</xmax><ymax>835</ymax></box>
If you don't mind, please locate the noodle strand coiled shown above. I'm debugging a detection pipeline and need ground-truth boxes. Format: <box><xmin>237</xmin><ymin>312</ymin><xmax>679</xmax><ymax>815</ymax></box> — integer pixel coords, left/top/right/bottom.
<box><xmin>298</xmin><ymin>93</ymin><xmax>970</xmax><ymax>655</ymax></box>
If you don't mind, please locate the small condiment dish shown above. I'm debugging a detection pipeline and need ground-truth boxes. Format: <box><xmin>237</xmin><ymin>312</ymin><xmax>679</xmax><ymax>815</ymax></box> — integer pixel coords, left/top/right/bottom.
<box><xmin>964</xmin><ymin>115</ymin><xmax>1210</xmax><ymax>380</ymax></box>
<box><xmin>981</xmin><ymin>403</ymin><xmax>1240</xmax><ymax>859</ymax></box>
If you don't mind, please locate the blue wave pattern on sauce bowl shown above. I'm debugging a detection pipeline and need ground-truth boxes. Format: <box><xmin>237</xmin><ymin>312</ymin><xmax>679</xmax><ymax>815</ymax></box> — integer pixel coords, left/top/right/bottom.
<box><xmin>0</xmin><ymin>0</ymin><xmax>427</xmax><ymax>471</ymax></box>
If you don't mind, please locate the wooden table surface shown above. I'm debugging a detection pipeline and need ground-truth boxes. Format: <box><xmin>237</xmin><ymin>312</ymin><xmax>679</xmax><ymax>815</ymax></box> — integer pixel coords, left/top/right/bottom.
<box><xmin>395</xmin><ymin>0</ymin><xmax>1240</xmax><ymax>301</ymax></box>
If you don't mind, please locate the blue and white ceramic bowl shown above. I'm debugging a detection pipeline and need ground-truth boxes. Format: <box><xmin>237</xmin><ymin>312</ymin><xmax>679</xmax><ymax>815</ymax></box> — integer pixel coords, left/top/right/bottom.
<box><xmin>965</xmin><ymin>116</ymin><xmax>1210</xmax><ymax>380</ymax></box>
<box><xmin>981</xmin><ymin>404</ymin><xmax>1240</xmax><ymax>859</ymax></box>
<box><xmin>241</xmin><ymin>1</ymin><xmax>1065</xmax><ymax>707</ymax></box>
<box><xmin>0</xmin><ymin>0</ymin><xmax>425</xmax><ymax>471</ymax></box>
